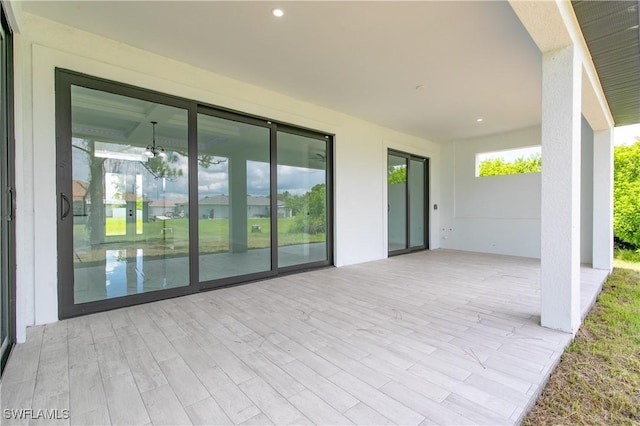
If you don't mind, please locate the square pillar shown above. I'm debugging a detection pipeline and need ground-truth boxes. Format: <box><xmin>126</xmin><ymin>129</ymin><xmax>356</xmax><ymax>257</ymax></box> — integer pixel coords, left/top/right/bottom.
<box><xmin>540</xmin><ymin>45</ymin><xmax>582</xmax><ymax>333</ymax></box>
<box><xmin>229</xmin><ymin>156</ymin><xmax>248</xmax><ymax>253</ymax></box>
<box><xmin>592</xmin><ymin>128</ymin><xmax>614</xmax><ymax>271</ymax></box>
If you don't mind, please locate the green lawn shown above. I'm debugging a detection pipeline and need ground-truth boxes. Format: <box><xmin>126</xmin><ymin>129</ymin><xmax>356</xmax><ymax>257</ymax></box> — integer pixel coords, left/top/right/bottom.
<box><xmin>74</xmin><ymin>216</ymin><xmax>325</xmax><ymax>264</ymax></box>
<box><xmin>522</xmin><ymin>262</ymin><xmax>640</xmax><ymax>425</ymax></box>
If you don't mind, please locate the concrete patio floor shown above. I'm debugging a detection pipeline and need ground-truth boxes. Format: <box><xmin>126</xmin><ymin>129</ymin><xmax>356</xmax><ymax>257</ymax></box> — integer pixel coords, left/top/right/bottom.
<box><xmin>0</xmin><ymin>249</ymin><xmax>608</xmax><ymax>425</ymax></box>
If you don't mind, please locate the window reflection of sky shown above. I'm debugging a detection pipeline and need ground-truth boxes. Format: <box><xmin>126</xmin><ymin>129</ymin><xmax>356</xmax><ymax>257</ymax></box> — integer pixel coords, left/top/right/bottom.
<box><xmin>105</xmin><ymin>249</ymin><xmax>146</xmax><ymax>298</ymax></box>
<box><xmin>105</xmin><ymin>249</ymin><xmax>126</xmax><ymax>299</ymax></box>
<box><xmin>73</xmin><ymin>138</ymin><xmax>325</xmax><ymax>200</ymax></box>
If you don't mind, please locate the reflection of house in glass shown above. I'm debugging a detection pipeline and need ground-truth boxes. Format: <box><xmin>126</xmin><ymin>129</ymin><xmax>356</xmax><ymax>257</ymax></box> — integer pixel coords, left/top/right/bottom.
<box><xmin>149</xmin><ymin>199</ymin><xmax>187</xmax><ymax>219</ymax></box>
<box><xmin>105</xmin><ymin>193</ymin><xmax>150</xmax><ymax>221</ymax></box>
<box><xmin>176</xmin><ymin>195</ymin><xmax>292</xmax><ymax>219</ymax></box>
<box><xmin>72</xmin><ymin>179</ymin><xmax>151</xmax><ymax>222</ymax></box>
<box><xmin>72</xmin><ymin>179</ymin><xmax>89</xmax><ymax>217</ymax></box>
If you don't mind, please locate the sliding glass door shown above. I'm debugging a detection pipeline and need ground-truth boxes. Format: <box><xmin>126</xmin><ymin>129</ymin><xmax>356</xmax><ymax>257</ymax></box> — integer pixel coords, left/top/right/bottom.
<box><xmin>277</xmin><ymin>130</ymin><xmax>329</xmax><ymax>269</ymax></box>
<box><xmin>57</xmin><ymin>71</ymin><xmax>333</xmax><ymax>317</ymax></box>
<box><xmin>409</xmin><ymin>158</ymin><xmax>426</xmax><ymax>247</ymax></box>
<box><xmin>388</xmin><ymin>150</ymin><xmax>428</xmax><ymax>255</ymax></box>
<box><xmin>388</xmin><ymin>154</ymin><xmax>408</xmax><ymax>252</ymax></box>
<box><xmin>0</xmin><ymin>11</ymin><xmax>13</xmax><ymax>373</ymax></box>
<box><xmin>197</xmin><ymin>111</ymin><xmax>272</xmax><ymax>285</ymax></box>
<box><xmin>57</xmin><ymin>79</ymin><xmax>193</xmax><ymax>316</ymax></box>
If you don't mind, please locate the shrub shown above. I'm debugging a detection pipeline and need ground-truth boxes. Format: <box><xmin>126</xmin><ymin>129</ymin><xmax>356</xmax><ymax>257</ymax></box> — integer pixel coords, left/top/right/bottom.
<box><xmin>614</xmin><ymin>141</ymin><xmax>640</xmax><ymax>249</ymax></box>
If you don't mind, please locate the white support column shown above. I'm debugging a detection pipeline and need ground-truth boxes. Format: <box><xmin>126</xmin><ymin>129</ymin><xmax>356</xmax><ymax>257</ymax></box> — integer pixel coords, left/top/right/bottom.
<box><xmin>592</xmin><ymin>128</ymin><xmax>614</xmax><ymax>271</ymax></box>
<box><xmin>229</xmin><ymin>156</ymin><xmax>248</xmax><ymax>253</ymax></box>
<box><xmin>540</xmin><ymin>45</ymin><xmax>582</xmax><ymax>333</ymax></box>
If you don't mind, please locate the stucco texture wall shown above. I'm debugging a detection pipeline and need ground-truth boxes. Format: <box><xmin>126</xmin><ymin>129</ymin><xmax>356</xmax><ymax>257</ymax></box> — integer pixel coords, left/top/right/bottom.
<box><xmin>440</xmin><ymin>126</ymin><xmax>542</xmax><ymax>258</ymax></box>
<box><xmin>440</xmin><ymin>119</ymin><xmax>595</xmax><ymax>261</ymax></box>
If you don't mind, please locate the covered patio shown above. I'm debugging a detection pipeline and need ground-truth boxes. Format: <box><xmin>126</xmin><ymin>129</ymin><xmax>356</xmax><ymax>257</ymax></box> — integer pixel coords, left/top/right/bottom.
<box><xmin>1</xmin><ymin>250</ymin><xmax>607</xmax><ymax>425</ymax></box>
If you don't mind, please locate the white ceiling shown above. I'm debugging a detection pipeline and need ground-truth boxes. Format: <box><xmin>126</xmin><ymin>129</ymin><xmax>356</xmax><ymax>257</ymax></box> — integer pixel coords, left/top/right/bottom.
<box><xmin>23</xmin><ymin>1</ymin><xmax>543</xmax><ymax>143</ymax></box>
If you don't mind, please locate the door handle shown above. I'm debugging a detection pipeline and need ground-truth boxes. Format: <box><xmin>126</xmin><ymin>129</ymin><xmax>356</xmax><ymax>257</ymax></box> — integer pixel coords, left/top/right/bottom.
<box><xmin>60</xmin><ymin>192</ymin><xmax>71</xmax><ymax>220</ymax></box>
<box><xmin>7</xmin><ymin>187</ymin><xmax>13</xmax><ymax>221</ymax></box>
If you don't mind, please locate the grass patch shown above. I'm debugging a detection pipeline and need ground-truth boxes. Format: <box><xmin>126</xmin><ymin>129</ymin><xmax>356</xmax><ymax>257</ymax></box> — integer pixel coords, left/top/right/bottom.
<box><xmin>522</xmin><ymin>266</ymin><xmax>640</xmax><ymax>425</ymax></box>
<box><xmin>73</xmin><ymin>217</ymin><xmax>325</xmax><ymax>264</ymax></box>
<box><xmin>615</xmin><ymin>248</ymin><xmax>640</xmax><ymax>271</ymax></box>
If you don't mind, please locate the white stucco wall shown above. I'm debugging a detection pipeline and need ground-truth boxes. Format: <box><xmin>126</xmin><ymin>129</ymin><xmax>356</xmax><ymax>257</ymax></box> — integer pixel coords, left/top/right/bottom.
<box><xmin>13</xmin><ymin>13</ymin><xmax>441</xmax><ymax>337</ymax></box>
<box><xmin>439</xmin><ymin>119</ymin><xmax>595</xmax><ymax>263</ymax></box>
<box><xmin>580</xmin><ymin>116</ymin><xmax>594</xmax><ymax>264</ymax></box>
<box><xmin>439</xmin><ymin>126</ymin><xmax>542</xmax><ymax>258</ymax></box>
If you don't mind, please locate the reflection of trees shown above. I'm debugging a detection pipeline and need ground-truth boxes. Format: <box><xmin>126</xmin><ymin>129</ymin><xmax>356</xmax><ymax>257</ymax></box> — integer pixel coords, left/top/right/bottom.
<box><xmin>197</xmin><ymin>154</ymin><xmax>226</xmax><ymax>169</ymax></box>
<box><xmin>283</xmin><ymin>184</ymin><xmax>326</xmax><ymax>235</ymax></box>
<box><xmin>278</xmin><ymin>191</ymin><xmax>302</xmax><ymax>216</ymax></box>
<box><xmin>141</xmin><ymin>154</ymin><xmax>183</xmax><ymax>181</ymax></box>
<box><xmin>388</xmin><ymin>166</ymin><xmax>407</xmax><ymax>184</ymax></box>
<box><xmin>74</xmin><ymin>140</ymin><xmax>107</xmax><ymax>245</ymax></box>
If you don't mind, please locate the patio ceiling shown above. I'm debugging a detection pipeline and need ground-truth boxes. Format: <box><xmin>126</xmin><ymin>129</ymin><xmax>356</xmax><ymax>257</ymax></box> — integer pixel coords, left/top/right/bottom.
<box><xmin>22</xmin><ymin>1</ymin><xmax>543</xmax><ymax>143</ymax></box>
<box><xmin>572</xmin><ymin>1</ymin><xmax>640</xmax><ymax>127</ymax></box>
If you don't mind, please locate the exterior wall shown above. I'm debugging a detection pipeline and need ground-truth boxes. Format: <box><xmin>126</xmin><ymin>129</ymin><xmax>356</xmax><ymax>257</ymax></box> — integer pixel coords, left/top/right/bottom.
<box><xmin>580</xmin><ymin>116</ymin><xmax>594</xmax><ymax>264</ymax></box>
<box><xmin>440</xmin><ymin>126</ymin><xmax>542</xmax><ymax>258</ymax></box>
<box><xmin>247</xmin><ymin>205</ymin><xmax>270</xmax><ymax>218</ymax></box>
<box><xmin>198</xmin><ymin>205</ymin><xmax>229</xmax><ymax>220</ymax></box>
<box><xmin>14</xmin><ymin>14</ymin><xmax>441</xmax><ymax>336</ymax></box>
<box><xmin>439</xmin><ymin>118</ymin><xmax>595</xmax><ymax>263</ymax></box>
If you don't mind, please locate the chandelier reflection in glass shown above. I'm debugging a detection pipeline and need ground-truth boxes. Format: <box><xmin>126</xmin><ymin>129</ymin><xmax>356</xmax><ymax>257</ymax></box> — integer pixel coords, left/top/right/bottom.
<box><xmin>145</xmin><ymin>121</ymin><xmax>167</xmax><ymax>158</ymax></box>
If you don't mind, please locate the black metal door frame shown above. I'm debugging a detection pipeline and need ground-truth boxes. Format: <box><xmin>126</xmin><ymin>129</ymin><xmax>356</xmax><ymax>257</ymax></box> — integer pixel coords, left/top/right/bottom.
<box><xmin>0</xmin><ymin>4</ymin><xmax>15</xmax><ymax>375</ymax></box>
<box><xmin>387</xmin><ymin>149</ymin><xmax>429</xmax><ymax>257</ymax></box>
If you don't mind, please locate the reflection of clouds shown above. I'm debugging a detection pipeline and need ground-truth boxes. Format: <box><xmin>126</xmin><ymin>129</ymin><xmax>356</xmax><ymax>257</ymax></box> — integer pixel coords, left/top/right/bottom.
<box><xmin>163</xmin><ymin>192</ymin><xmax>187</xmax><ymax>201</ymax></box>
<box><xmin>198</xmin><ymin>171</ymin><xmax>228</xmax><ymax>181</ymax></box>
<box><xmin>151</xmin><ymin>160</ymin><xmax>325</xmax><ymax>200</ymax></box>
<box><xmin>197</xmin><ymin>181</ymin><xmax>228</xmax><ymax>194</ymax></box>
<box><xmin>198</xmin><ymin>165</ymin><xmax>229</xmax><ymax>196</ymax></box>
<box><xmin>277</xmin><ymin>165</ymin><xmax>325</xmax><ymax>195</ymax></box>
<box><xmin>248</xmin><ymin>161</ymin><xmax>270</xmax><ymax>196</ymax></box>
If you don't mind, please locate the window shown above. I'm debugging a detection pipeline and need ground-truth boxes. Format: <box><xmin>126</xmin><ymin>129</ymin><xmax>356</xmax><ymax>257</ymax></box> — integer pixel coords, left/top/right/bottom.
<box><xmin>476</xmin><ymin>146</ymin><xmax>541</xmax><ymax>177</ymax></box>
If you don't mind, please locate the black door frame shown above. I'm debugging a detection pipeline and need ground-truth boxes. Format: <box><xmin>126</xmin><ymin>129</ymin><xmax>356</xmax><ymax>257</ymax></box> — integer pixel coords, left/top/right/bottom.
<box><xmin>56</xmin><ymin>70</ymin><xmax>334</xmax><ymax>319</ymax></box>
<box><xmin>195</xmin><ymin>106</ymin><xmax>278</xmax><ymax>290</ymax></box>
<box><xmin>55</xmin><ymin>71</ymin><xmax>196</xmax><ymax>319</ymax></box>
<box><xmin>387</xmin><ymin>149</ymin><xmax>429</xmax><ymax>257</ymax></box>
<box><xmin>0</xmin><ymin>3</ymin><xmax>15</xmax><ymax>375</ymax></box>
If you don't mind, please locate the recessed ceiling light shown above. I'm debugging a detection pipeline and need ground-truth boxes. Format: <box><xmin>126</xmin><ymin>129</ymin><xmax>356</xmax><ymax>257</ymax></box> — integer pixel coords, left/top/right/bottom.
<box><xmin>272</xmin><ymin>8</ymin><xmax>284</xmax><ymax>17</ymax></box>
<box><xmin>476</xmin><ymin>118</ymin><xmax>484</xmax><ymax>122</ymax></box>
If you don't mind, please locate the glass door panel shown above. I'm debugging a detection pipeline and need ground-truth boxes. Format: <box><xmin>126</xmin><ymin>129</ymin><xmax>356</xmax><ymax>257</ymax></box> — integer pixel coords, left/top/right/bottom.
<box><xmin>409</xmin><ymin>158</ymin><xmax>426</xmax><ymax>248</ymax></box>
<box><xmin>197</xmin><ymin>113</ymin><xmax>271</xmax><ymax>282</ymax></box>
<box><xmin>70</xmin><ymin>86</ymin><xmax>190</xmax><ymax>304</ymax></box>
<box><xmin>277</xmin><ymin>132</ymin><xmax>328</xmax><ymax>268</ymax></box>
<box><xmin>0</xmin><ymin>24</ymin><xmax>7</xmax><ymax>365</ymax></box>
<box><xmin>388</xmin><ymin>154</ymin><xmax>408</xmax><ymax>252</ymax></box>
